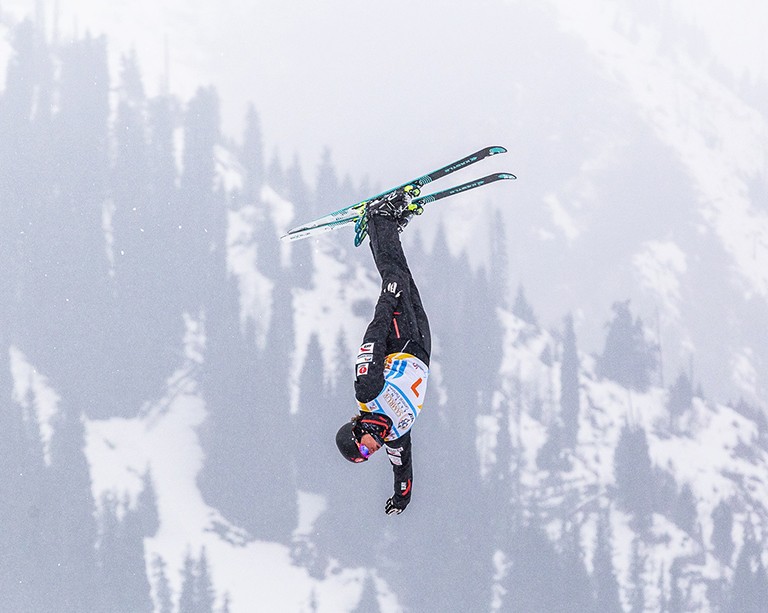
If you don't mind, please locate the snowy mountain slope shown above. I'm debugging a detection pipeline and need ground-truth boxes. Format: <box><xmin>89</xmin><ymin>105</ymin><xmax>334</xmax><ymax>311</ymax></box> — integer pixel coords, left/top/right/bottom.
<box><xmin>485</xmin><ymin>307</ymin><xmax>768</xmax><ymax>611</ymax></box>
<box><xmin>4</xmin><ymin>2</ymin><xmax>768</xmax><ymax>610</ymax></box>
<box><xmin>6</xmin><ymin>146</ymin><xmax>767</xmax><ymax>610</ymax></box>
<box><xmin>546</xmin><ymin>0</ymin><xmax>768</xmax><ymax>298</ymax></box>
<box><xmin>463</xmin><ymin>0</ymin><xmax>768</xmax><ymax>409</ymax></box>
<box><xmin>76</xmin><ymin>315</ymin><xmax>401</xmax><ymax>613</ymax></box>
<box><xmin>72</xmin><ymin>193</ymin><xmax>402</xmax><ymax>613</ymax></box>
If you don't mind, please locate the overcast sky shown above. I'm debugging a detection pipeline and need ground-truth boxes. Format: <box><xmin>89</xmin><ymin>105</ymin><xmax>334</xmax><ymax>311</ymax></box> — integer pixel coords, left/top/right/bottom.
<box><xmin>3</xmin><ymin>0</ymin><xmax>762</xmax><ymax>188</ymax></box>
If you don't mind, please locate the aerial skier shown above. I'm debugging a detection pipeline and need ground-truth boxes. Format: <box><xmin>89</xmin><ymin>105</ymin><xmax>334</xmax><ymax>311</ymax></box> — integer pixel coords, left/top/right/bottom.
<box><xmin>335</xmin><ymin>189</ymin><xmax>431</xmax><ymax>515</ymax></box>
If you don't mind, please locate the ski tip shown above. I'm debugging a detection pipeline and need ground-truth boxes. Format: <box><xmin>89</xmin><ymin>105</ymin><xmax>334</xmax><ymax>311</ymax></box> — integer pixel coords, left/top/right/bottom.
<box><xmin>489</xmin><ymin>146</ymin><xmax>507</xmax><ymax>155</ymax></box>
<box><xmin>498</xmin><ymin>172</ymin><xmax>517</xmax><ymax>180</ymax></box>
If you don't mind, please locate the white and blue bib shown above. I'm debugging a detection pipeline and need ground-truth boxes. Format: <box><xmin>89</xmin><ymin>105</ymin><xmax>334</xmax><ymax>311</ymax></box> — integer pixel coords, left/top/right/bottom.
<box><xmin>357</xmin><ymin>352</ymin><xmax>429</xmax><ymax>441</ymax></box>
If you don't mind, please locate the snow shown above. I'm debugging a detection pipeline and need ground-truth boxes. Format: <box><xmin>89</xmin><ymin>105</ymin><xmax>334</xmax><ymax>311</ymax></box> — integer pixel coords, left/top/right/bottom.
<box><xmin>476</xmin><ymin>413</ymin><xmax>500</xmax><ymax>479</ymax></box>
<box><xmin>729</xmin><ymin>346</ymin><xmax>760</xmax><ymax>398</ymax></box>
<box><xmin>632</xmin><ymin>240</ymin><xmax>687</xmax><ymax>322</ymax></box>
<box><xmin>215</xmin><ymin>144</ymin><xmax>244</xmax><ymax>194</ymax></box>
<box><xmin>293</xmin><ymin>490</ymin><xmax>328</xmax><ymax>541</ymax></box>
<box><xmin>544</xmin><ymin>193</ymin><xmax>582</xmax><ymax>244</ymax></box>
<box><xmin>227</xmin><ymin>205</ymin><xmax>274</xmax><ymax>348</ymax></box>
<box><xmin>9</xmin><ymin>346</ymin><xmax>60</xmax><ymax>466</ymax></box>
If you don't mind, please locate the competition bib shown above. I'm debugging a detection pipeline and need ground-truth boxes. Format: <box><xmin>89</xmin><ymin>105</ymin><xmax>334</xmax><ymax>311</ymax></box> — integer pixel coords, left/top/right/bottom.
<box><xmin>357</xmin><ymin>352</ymin><xmax>429</xmax><ymax>440</ymax></box>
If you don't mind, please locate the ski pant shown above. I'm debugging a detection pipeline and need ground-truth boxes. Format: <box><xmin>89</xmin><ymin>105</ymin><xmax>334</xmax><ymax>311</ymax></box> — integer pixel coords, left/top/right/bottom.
<box><xmin>370</xmin><ymin>214</ymin><xmax>430</xmax><ymax>359</ymax></box>
<box><xmin>354</xmin><ymin>214</ymin><xmax>431</xmax><ymax>403</ymax></box>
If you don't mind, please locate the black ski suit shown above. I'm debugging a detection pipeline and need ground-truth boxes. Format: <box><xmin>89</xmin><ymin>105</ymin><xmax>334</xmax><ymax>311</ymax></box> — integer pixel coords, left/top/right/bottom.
<box><xmin>354</xmin><ymin>213</ymin><xmax>431</xmax><ymax>512</ymax></box>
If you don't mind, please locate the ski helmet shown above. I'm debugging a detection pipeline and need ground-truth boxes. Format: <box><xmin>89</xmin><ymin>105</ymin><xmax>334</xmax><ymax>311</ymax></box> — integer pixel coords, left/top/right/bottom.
<box><xmin>336</xmin><ymin>421</ymin><xmax>367</xmax><ymax>463</ymax></box>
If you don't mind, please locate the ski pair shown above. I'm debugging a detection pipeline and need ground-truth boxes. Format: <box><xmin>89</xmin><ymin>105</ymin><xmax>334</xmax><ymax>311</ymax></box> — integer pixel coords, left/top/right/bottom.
<box><xmin>351</xmin><ymin>172</ymin><xmax>516</xmax><ymax>246</ymax></box>
<box><xmin>281</xmin><ymin>146</ymin><xmax>515</xmax><ymax>245</ymax></box>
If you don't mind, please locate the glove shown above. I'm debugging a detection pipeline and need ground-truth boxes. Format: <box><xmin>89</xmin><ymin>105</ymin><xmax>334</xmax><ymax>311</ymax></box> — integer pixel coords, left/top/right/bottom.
<box><xmin>384</xmin><ymin>281</ymin><xmax>402</xmax><ymax>298</ymax></box>
<box><xmin>385</xmin><ymin>496</ymin><xmax>408</xmax><ymax>515</ymax></box>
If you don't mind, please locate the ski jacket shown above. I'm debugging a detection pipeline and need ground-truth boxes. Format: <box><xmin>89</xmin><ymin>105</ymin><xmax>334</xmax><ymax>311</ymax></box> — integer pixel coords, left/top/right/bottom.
<box><xmin>354</xmin><ymin>351</ymin><xmax>428</xmax><ymax>509</ymax></box>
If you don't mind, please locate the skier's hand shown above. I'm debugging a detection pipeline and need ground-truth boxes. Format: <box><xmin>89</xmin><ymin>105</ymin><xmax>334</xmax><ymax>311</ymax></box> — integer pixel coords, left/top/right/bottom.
<box><xmin>384</xmin><ymin>281</ymin><xmax>402</xmax><ymax>298</ymax></box>
<box><xmin>385</xmin><ymin>496</ymin><xmax>408</xmax><ymax>515</ymax></box>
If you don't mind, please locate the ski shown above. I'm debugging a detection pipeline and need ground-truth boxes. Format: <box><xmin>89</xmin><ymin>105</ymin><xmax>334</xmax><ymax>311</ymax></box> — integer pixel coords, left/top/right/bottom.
<box><xmin>280</xmin><ymin>171</ymin><xmax>516</xmax><ymax>244</ymax></box>
<box><xmin>282</xmin><ymin>145</ymin><xmax>508</xmax><ymax>238</ymax></box>
<box><xmin>352</xmin><ymin>172</ymin><xmax>516</xmax><ymax>246</ymax></box>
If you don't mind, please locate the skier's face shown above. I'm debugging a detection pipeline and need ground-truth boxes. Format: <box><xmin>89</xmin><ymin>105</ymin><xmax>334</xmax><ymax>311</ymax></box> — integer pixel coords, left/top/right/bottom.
<box><xmin>358</xmin><ymin>433</ymin><xmax>382</xmax><ymax>457</ymax></box>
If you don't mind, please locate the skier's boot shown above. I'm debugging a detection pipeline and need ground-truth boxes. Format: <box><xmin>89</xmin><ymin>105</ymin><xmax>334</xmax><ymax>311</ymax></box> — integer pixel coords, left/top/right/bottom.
<box><xmin>366</xmin><ymin>186</ymin><xmax>423</xmax><ymax>232</ymax></box>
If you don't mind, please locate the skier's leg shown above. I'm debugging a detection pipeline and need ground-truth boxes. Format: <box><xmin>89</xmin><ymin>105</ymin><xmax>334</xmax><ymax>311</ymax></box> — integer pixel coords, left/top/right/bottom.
<box><xmin>367</xmin><ymin>215</ymin><xmax>430</xmax><ymax>360</ymax></box>
<box><xmin>367</xmin><ymin>213</ymin><xmax>412</xmax><ymax>284</ymax></box>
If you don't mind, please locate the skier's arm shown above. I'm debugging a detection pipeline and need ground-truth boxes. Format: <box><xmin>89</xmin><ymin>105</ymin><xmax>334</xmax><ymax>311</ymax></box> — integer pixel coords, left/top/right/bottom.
<box><xmin>384</xmin><ymin>432</ymin><xmax>413</xmax><ymax>515</ymax></box>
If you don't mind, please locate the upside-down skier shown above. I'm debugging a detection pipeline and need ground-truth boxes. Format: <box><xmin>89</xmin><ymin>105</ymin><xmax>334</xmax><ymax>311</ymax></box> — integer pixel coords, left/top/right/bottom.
<box><xmin>335</xmin><ymin>189</ymin><xmax>431</xmax><ymax>515</ymax></box>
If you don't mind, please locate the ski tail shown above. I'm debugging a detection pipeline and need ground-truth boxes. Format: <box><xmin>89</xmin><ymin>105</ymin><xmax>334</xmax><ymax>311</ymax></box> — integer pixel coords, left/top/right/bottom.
<box><xmin>352</xmin><ymin>172</ymin><xmax>516</xmax><ymax>246</ymax></box>
<box><xmin>282</xmin><ymin>145</ymin><xmax>507</xmax><ymax>237</ymax></box>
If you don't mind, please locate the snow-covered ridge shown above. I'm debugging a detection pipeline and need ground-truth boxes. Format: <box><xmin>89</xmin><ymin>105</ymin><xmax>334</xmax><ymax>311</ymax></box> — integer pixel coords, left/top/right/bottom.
<box><xmin>484</xmin><ymin>307</ymin><xmax>768</xmax><ymax>611</ymax></box>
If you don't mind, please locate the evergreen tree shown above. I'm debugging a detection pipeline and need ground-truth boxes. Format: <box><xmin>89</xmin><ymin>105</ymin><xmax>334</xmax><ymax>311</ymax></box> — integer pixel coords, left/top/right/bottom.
<box><xmin>220</xmin><ymin>593</ymin><xmax>233</xmax><ymax>613</ymax></box>
<box><xmin>37</xmin><ymin>33</ymin><xmax>114</xmax><ymax>418</ymax></box>
<box><xmin>536</xmin><ymin>419</ymin><xmax>569</xmax><ymax>472</ymax></box>
<box><xmin>267</xmin><ymin>149</ymin><xmax>286</xmax><ymax>195</ymax></box>
<box><xmin>489</xmin><ymin>210</ymin><xmax>511</xmax><ymax>306</ymax></box>
<box><xmin>195</xmin><ymin>549</ymin><xmax>217</xmax><ymax>613</ymax></box>
<box><xmin>178</xmin><ymin>549</ymin><xmax>217</xmax><ymax>613</ymax></box>
<box><xmin>95</xmin><ymin>494</ymin><xmax>153</xmax><ymax>613</ymax></box>
<box><xmin>560</xmin><ymin>527</ymin><xmax>598</xmax><ymax>612</ymax></box>
<box><xmin>145</xmin><ymin>92</ymin><xmax>183</xmax><ymax>335</ymax></box>
<box><xmin>614</xmin><ymin>424</ymin><xmax>654</xmax><ymax>531</ymax></box>
<box><xmin>352</xmin><ymin>573</ymin><xmax>382</xmax><ymax>613</ymax></box>
<box><xmin>711</xmin><ymin>500</ymin><xmax>734</xmax><ymax>565</ymax></box>
<box><xmin>512</xmin><ymin>284</ymin><xmax>538</xmax><ymax>327</ymax></box>
<box><xmin>178</xmin><ymin>553</ymin><xmax>198</xmax><ymax>613</ymax></box>
<box><xmin>597</xmin><ymin>300</ymin><xmax>657</xmax><ymax>392</ymax></box>
<box><xmin>197</xmin><ymin>268</ymin><xmax>294</xmax><ymax>541</ymax></box>
<box><xmin>177</xmin><ymin>85</ymin><xmax>222</xmax><ymax>310</ymax></box>
<box><xmin>592</xmin><ymin>511</ymin><xmax>623</xmax><ymax>613</ymax></box>
<box><xmin>628</xmin><ymin>537</ymin><xmax>645</xmax><ymax>613</ymax></box>
<box><xmin>652</xmin><ymin>466</ymin><xmax>678</xmax><ymax>517</ymax></box>
<box><xmin>560</xmin><ymin>313</ymin><xmax>580</xmax><ymax>447</ymax></box>
<box><xmin>0</xmin><ymin>355</ymin><xmax>56</xmax><ymax>612</ymax></box>
<box><xmin>151</xmin><ymin>555</ymin><xmax>174</xmax><ymax>613</ymax></box>
<box><xmin>286</xmin><ymin>154</ymin><xmax>313</xmax><ymax>288</ymax></box>
<box><xmin>314</xmin><ymin>147</ymin><xmax>340</xmax><ymax>218</ymax></box>
<box><xmin>503</xmin><ymin>522</ymin><xmax>570</xmax><ymax>612</ymax></box>
<box><xmin>294</xmin><ymin>335</ymin><xmax>332</xmax><ymax>493</ymax></box>
<box><xmin>95</xmin><ymin>494</ymin><xmax>124</xmax><ymax>612</ymax></box>
<box><xmin>47</xmin><ymin>402</ymin><xmax>100</xmax><ymax>612</ymax></box>
<box><xmin>110</xmin><ymin>50</ymin><xmax>175</xmax><ymax>411</ymax></box>
<box><xmin>0</xmin><ymin>19</ymin><xmax>44</xmax><ymax>327</ymax></box>
<box><xmin>137</xmin><ymin>470</ymin><xmax>160</xmax><ymax>538</ymax></box>
<box><xmin>668</xmin><ymin>558</ymin><xmax>685</xmax><ymax>612</ymax></box>
<box><xmin>672</xmin><ymin>483</ymin><xmax>699</xmax><ymax>536</ymax></box>
<box><xmin>241</xmin><ymin>103</ymin><xmax>264</xmax><ymax>203</ymax></box>
<box><xmin>668</xmin><ymin>369</ymin><xmax>693</xmax><ymax>422</ymax></box>
<box><xmin>489</xmin><ymin>405</ymin><xmax>517</xmax><ymax>547</ymax></box>
<box><xmin>727</xmin><ymin>533</ymin><xmax>768</xmax><ymax>613</ymax></box>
